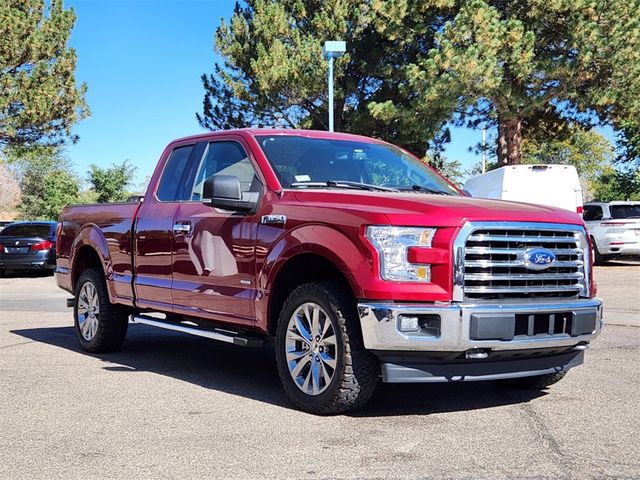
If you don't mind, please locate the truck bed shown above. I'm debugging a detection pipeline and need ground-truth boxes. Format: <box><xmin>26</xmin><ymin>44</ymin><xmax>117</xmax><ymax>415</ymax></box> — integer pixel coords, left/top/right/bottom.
<box><xmin>56</xmin><ymin>201</ymin><xmax>141</xmax><ymax>305</ymax></box>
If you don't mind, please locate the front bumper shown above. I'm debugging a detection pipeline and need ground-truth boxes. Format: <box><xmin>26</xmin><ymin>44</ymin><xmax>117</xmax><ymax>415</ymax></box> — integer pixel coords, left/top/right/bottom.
<box><xmin>358</xmin><ymin>298</ymin><xmax>602</xmax><ymax>382</ymax></box>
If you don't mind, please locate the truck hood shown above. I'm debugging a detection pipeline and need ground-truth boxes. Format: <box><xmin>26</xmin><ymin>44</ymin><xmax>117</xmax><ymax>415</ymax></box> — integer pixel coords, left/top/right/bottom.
<box><xmin>292</xmin><ymin>190</ymin><xmax>584</xmax><ymax>227</ymax></box>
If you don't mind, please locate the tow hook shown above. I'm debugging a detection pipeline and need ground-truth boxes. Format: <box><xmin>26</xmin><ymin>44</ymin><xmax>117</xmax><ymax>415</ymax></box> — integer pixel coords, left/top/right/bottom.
<box><xmin>466</xmin><ymin>348</ymin><xmax>489</xmax><ymax>359</ymax></box>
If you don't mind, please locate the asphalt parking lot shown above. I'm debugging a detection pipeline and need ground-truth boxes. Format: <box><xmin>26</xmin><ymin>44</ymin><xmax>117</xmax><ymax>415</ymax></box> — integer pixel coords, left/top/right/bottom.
<box><xmin>1</xmin><ymin>261</ymin><xmax>638</xmax><ymax>479</ymax></box>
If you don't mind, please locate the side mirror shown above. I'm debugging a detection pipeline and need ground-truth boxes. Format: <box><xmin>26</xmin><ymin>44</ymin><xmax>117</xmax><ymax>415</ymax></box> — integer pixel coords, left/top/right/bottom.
<box><xmin>202</xmin><ymin>175</ymin><xmax>255</xmax><ymax>212</ymax></box>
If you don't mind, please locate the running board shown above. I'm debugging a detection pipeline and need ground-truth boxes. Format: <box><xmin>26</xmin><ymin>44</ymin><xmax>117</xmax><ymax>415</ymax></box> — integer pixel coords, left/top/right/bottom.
<box><xmin>130</xmin><ymin>315</ymin><xmax>263</xmax><ymax>347</ymax></box>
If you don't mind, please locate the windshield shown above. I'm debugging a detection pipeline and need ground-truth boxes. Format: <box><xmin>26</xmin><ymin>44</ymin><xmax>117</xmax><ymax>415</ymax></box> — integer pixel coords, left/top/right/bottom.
<box><xmin>255</xmin><ymin>135</ymin><xmax>460</xmax><ymax>195</ymax></box>
<box><xmin>610</xmin><ymin>204</ymin><xmax>640</xmax><ymax>219</ymax></box>
<box><xmin>0</xmin><ymin>224</ymin><xmax>54</xmax><ymax>238</ymax></box>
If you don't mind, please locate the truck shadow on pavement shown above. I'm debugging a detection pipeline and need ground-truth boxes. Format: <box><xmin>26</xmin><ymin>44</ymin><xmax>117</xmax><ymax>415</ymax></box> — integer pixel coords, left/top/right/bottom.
<box><xmin>12</xmin><ymin>324</ymin><xmax>546</xmax><ymax>417</ymax></box>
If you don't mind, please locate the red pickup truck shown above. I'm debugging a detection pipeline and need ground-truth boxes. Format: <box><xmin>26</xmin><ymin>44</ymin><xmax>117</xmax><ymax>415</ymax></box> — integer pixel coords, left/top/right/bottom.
<box><xmin>56</xmin><ymin>129</ymin><xmax>602</xmax><ymax>414</ymax></box>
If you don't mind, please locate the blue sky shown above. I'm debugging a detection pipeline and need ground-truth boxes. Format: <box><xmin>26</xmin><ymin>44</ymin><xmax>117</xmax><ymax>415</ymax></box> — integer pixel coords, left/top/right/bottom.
<box><xmin>62</xmin><ymin>1</ymin><xmax>549</xmax><ymax>187</ymax></box>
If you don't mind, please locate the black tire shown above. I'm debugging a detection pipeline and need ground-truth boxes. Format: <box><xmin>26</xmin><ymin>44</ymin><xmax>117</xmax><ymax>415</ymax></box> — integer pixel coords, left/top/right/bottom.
<box><xmin>592</xmin><ymin>238</ymin><xmax>611</xmax><ymax>266</ymax></box>
<box><xmin>499</xmin><ymin>371</ymin><xmax>566</xmax><ymax>390</ymax></box>
<box><xmin>275</xmin><ymin>281</ymin><xmax>379</xmax><ymax>415</ymax></box>
<box><xmin>74</xmin><ymin>268</ymin><xmax>128</xmax><ymax>353</ymax></box>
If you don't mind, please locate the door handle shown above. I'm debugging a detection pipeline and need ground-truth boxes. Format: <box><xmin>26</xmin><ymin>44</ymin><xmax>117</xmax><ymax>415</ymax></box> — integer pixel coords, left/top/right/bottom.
<box><xmin>173</xmin><ymin>222</ymin><xmax>192</xmax><ymax>235</ymax></box>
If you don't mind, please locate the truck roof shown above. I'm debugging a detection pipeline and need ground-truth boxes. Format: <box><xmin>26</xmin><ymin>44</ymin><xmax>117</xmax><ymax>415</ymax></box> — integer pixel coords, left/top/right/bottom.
<box><xmin>169</xmin><ymin>128</ymin><xmax>387</xmax><ymax>146</ymax></box>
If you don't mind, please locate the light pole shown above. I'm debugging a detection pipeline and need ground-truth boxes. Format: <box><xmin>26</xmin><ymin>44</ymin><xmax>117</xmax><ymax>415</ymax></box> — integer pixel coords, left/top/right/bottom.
<box><xmin>323</xmin><ymin>40</ymin><xmax>346</xmax><ymax>132</ymax></box>
<box><xmin>481</xmin><ymin>127</ymin><xmax>487</xmax><ymax>173</ymax></box>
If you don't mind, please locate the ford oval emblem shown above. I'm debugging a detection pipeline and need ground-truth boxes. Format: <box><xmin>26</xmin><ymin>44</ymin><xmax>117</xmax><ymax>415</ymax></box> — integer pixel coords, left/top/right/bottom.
<box><xmin>523</xmin><ymin>248</ymin><xmax>556</xmax><ymax>270</ymax></box>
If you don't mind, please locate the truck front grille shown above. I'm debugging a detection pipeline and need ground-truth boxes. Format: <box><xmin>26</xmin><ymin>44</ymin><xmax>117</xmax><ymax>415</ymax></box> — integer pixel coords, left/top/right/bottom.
<box><xmin>462</xmin><ymin>227</ymin><xmax>587</xmax><ymax>299</ymax></box>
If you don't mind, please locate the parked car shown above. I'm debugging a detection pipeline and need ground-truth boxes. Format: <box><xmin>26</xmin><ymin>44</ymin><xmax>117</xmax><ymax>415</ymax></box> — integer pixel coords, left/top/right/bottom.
<box><xmin>0</xmin><ymin>221</ymin><xmax>57</xmax><ymax>276</ymax></box>
<box><xmin>583</xmin><ymin>201</ymin><xmax>640</xmax><ymax>264</ymax></box>
<box><xmin>464</xmin><ymin>164</ymin><xmax>584</xmax><ymax>213</ymax></box>
<box><xmin>56</xmin><ymin>129</ymin><xmax>601</xmax><ymax>414</ymax></box>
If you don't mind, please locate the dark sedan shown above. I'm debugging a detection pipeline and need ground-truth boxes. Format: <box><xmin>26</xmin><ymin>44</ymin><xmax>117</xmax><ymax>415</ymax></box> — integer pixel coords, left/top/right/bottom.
<box><xmin>0</xmin><ymin>221</ymin><xmax>57</xmax><ymax>276</ymax></box>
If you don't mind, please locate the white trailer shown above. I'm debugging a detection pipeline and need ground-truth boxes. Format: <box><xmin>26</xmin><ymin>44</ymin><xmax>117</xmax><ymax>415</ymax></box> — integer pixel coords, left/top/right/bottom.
<box><xmin>464</xmin><ymin>165</ymin><xmax>584</xmax><ymax>214</ymax></box>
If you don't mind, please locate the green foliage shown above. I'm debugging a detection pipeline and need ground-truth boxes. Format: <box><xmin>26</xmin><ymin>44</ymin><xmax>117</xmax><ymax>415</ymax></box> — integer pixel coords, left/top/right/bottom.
<box><xmin>371</xmin><ymin>0</ymin><xmax>640</xmax><ymax>164</ymax></box>
<box><xmin>615</xmin><ymin>121</ymin><xmax>640</xmax><ymax>168</ymax></box>
<box><xmin>198</xmin><ymin>0</ymin><xmax>441</xmax><ymax>155</ymax></box>
<box><xmin>87</xmin><ymin>161</ymin><xmax>137</xmax><ymax>203</ymax></box>
<box><xmin>592</xmin><ymin>167</ymin><xmax>640</xmax><ymax>202</ymax></box>
<box><xmin>0</xmin><ymin>0</ymin><xmax>89</xmax><ymax>147</ymax></box>
<box><xmin>5</xmin><ymin>145</ymin><xmax>81</xmax><ymax>220</ymax></box>
<box><xmin>201</xmin><ymin>1</ymin><xmax>639</xmax><ymax>165</ymax></box>
<box><xmin>522</xmin><ymin>127</ymin><xmax>614</xmax><ymax>185</ymax></box>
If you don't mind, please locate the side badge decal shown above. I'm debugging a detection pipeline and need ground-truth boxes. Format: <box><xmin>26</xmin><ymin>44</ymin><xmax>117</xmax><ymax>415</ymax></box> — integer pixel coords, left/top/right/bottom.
<box><xmin>261</xmin><ymin>215</ymin><xmax>287</xmax><ymax>226</ymax></box>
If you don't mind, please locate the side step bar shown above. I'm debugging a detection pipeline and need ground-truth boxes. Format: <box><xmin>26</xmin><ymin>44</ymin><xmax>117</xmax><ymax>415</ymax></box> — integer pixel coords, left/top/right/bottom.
<box><xmin>130</xmin><ymin>315</ymin><xmax>264</xmax><ymax>347</ymax></box>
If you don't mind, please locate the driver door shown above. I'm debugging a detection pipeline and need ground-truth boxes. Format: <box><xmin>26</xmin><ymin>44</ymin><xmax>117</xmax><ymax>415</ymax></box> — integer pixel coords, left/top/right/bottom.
<box><xmin>171</xmin><ymin>137</ymin><xmax>263</xmax><ymax>327</ymax></box>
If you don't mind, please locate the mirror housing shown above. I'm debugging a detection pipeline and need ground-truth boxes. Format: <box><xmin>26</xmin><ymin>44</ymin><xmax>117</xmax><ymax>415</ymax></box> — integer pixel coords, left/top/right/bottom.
<box><xmin>202</xmin><ymin>175</ymin><xmax>256</xmax><ymax>212</ymax></box>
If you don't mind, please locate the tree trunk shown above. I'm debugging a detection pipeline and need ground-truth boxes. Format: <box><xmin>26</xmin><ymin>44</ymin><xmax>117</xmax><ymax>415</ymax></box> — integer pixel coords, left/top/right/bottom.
<box><xmin>496</xmin><ymin>116</ymin><xmax>523</xmax><ymax>165</ymax></box>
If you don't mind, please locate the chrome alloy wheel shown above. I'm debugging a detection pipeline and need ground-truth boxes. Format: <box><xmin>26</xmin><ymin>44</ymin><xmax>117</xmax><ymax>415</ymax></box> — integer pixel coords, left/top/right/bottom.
<box><xmin>285</xmin><ymin>302</ymin><xmax>337</xmax><ymax>395</ymax></box>
<box><xmin>77</xmin><ymin>281</ymin><xmax>100</xmax><ymax>341</ymax></box>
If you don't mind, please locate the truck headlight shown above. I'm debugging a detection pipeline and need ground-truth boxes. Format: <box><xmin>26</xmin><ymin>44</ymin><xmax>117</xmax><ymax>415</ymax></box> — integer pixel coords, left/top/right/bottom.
<box><xmin>366</xmin><ymin>226</ymin><xmax>435</xmax><ymax>282</ymax></box>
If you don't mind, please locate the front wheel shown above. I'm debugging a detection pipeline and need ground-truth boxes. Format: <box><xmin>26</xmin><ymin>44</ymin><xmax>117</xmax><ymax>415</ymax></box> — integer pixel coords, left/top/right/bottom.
<box><xmin>74</xmin><ymin>268</ymin><xmax>128</xmax><ymax>353</ymax></box>
<box><xmin>275</xmin><ymin>281</ymin><xmax>379</xmax><ymax>414</ymax></box>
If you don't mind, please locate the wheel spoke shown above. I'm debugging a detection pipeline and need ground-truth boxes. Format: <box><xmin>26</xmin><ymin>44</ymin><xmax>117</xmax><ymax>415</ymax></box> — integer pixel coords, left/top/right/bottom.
<box><xmin>320</xmin><ymin>315</ymin><xmax>331</xmax><ymax>340</ymax></box>
<box><xmin>80</xmin><ymin>316</ymin><xmax>91</xmax><ymax>336</ymax></box>
<box><xmin>290</xmin><ymin>354</ymin><xmax>311</xmax><ymax>379</ymax></box>
<box><xmin>311</xmin><ymin>361</ymin><xmax>321</xmax><ymax>394</ymax></box>
<box><xmin>321</xmin><ymin>334</ymin><xmax>336</xmax><ymax>346</ymax></box>
<box><xmin>294</xmin><ymin>316</ymin><xmax>312</xmax><ymax>342</ymax></box>
<box><xmin>302</xmin><ymin>367</ymin><xmax>312</xmax><ymax>393</ymax></box>
<box><xmin>320</xmin><ymin>352</ymin><xmax>336</xmax><ymax>370</ymax></box>
<box><xmin>319</xmin><ymin>359</ymin><xmax>332</xmax><ymax>385</ymax></box>
<box><xmin>311</xmin><ymin>306</ymin><xmax>320</xmax><ymax>339</ymax></box>
<box><xmin>286</xmin><ymin>349</ymin><xmax>308</xmax><ymax>362</ymax></box>
<box><xmin>286</xmin><ymin>328</ymin><xmax>310</xmax><ymax>345</ymax></box>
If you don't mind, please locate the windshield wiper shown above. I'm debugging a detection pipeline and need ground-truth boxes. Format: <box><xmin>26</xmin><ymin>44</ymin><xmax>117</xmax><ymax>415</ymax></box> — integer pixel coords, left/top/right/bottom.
<box><xmin>398</xmin><ymin>185</ymin><xmax>453</xmax><ymax>195</ymax></box>
<box><xmin>290</xmin><ymin>180</ymin><xmax>398</xmax><ymax>192</ymax></box>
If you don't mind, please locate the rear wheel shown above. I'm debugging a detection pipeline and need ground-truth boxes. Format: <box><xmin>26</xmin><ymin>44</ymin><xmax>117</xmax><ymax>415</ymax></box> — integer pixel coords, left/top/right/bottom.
<box><xmin>74</xmin><ymin>268</ymin><xmax>128</xmax><ymax>353</ymax></box>
<box><xmin>499</xmin><ymin>371</ymin><xmax>566</xmax><ymax>390</ymax></box>
<box><xmin>275</xmin><ymin>281</ymin><xmax>379</xmax><ymax>414</ymax></box>
<box><xmin>592</xmin><ymin>237</ymin><xmax>611</xmax><ymax>265</ymax></box>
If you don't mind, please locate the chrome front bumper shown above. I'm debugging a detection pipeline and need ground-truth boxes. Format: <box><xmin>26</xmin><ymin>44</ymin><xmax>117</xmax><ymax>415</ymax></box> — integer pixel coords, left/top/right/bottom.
<box><xmin>358</xmin><ymin>298</ymin><xmax>603</xmax><ymax>352</ymax></box>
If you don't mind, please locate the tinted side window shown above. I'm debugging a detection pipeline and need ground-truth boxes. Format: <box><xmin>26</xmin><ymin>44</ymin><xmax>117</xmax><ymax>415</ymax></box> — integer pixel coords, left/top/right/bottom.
<box><xmin>156</xmin><ymin>145</ymin><xmax>194</xmax><ymax>201</ymax></box>
<box><xmin>190</xmin><ymin>142</ymin><xmax>259</xmax><ymax>201</ymax></box>
<box><xmin>583</xmin><ymin>206</ymin><xmax>603</xmax><ymax>221</ymax></box>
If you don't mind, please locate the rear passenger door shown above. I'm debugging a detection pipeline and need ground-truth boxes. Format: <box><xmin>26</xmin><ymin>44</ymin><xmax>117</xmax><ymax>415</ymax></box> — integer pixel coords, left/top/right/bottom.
<box><xmin>171</xmin><ymin>137</ymin><xmax>263</xmax><ymax>327</ymax></box>
<box><xmin>133</xmin><ymin>141</ymin><xmax>204</xmax><ymax>311</ymax></box>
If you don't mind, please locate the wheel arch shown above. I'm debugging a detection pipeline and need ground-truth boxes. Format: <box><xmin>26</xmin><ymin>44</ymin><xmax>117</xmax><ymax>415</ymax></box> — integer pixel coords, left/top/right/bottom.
<box><xmin>69</xmin><ymin>225</ymin><xmax>114</xmax><ymax>300</ymax></box>
<box><xmin>266</xmin><ymin>251</ymin><xmax>358</xmax><ymax>337</ymax></box>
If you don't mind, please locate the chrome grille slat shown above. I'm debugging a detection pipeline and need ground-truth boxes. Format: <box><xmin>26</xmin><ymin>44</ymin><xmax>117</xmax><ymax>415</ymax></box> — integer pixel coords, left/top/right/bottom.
<box><xmin>467</xmin><ymin>235</ymin><xmax>578</xmax><ymax>243</ymax></box>
<box><xmin>464</xmin><ymin>260</ymin><xmax>584</xmax><ymax>268</ymax></box>
<box><xmin>462</xmin><ymin>225</ymin><xmax>587</xmax><ymax>299</ymax></box>
<box><xmin>464</xmin><ymin>272</ymin><xmax>584</xmax><ymax>281</ymax></box>
<box><xmin>465</xmin><ymin>247</ymin><xmax>583</xmax><ymax>256</ymax></box>
<box><xmin>464</xmin><ymin>285</ymin><xmax>583</xmax><ymax>294</ymax></box>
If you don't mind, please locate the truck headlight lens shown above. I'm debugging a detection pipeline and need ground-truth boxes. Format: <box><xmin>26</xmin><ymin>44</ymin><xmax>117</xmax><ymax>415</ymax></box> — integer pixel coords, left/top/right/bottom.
<box><xmin>366</xmin><ymin>226</ymin><xmax>435</xmax><ymax>282</ymax></box>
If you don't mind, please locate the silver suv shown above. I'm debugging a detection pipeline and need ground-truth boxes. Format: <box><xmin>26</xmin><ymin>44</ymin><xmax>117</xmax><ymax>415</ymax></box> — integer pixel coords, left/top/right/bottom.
<box><xmin>583</xmin><ymin>202</ymin><xmax>640</xmax><ymax>264</ymax></box>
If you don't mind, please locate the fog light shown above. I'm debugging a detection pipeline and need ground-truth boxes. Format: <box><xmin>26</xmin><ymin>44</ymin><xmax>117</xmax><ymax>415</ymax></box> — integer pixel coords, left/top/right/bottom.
<box><xmin>398</xmin><ymin>315</ymin><xmax>421</xmax><ymax>333</ymax></box>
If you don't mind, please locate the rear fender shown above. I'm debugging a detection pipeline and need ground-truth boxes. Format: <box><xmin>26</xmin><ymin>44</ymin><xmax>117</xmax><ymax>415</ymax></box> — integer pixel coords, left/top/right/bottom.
<box><xmin>69</xmin><ymin>225</ymin><xmax>115</xmax><ymax>302</ymax></box>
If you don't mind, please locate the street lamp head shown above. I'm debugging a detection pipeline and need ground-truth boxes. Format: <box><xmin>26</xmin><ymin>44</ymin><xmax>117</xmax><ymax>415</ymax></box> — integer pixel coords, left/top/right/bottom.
<box><xmin>323</xmin><ymin>40</ymin><xmax>346</xmax><ymax>59</ymax></box>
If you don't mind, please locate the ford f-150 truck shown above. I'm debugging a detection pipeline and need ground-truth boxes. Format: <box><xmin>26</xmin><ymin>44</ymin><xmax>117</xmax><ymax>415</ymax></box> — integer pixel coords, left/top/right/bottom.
<box><xmin>56</xmin><ymin>129</ymin><xmax>602</xmax><ymax>414</ymax></box>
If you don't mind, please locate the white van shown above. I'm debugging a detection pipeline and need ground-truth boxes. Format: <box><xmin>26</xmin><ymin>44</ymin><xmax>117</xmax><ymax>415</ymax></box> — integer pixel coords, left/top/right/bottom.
<box><xmin>464</xmin><ymin>165</ymin><xmax>584</xmax><ymax>214</ymax></box>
